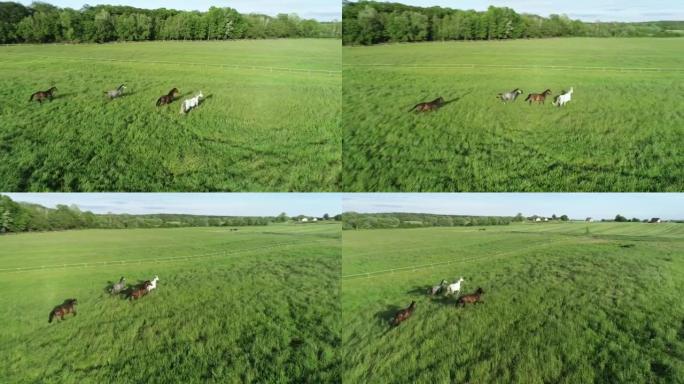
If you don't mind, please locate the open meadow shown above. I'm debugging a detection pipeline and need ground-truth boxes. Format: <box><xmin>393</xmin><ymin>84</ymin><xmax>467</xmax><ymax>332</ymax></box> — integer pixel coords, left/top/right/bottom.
<box><xmin>342</xmin><ymin>222</ymin><xmax>684</xmax><ymax>383</ymax></box>
<box><xmin>0</xmin><ymin>39</ymin><xmax>341</xmax><ymax>191</ymax></box>
<box><xmin>343</xmin><ymin>38</ymin><xmax>684</xmax><ymax>192</ymax></box>
<box><xmin>0</xmin><ymin>223</ymin><xmax>341</xmax><ymax>383</ymax></box>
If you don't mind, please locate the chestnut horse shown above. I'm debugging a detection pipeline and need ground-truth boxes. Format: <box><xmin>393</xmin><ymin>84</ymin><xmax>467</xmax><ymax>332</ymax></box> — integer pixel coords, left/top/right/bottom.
<box><xmin>130</xmin><ymin>281</ymin><xmax>151</xmax><ymax>300</ymax></box>
<box><xmin>156</xmin><ymin>88</ymin><xmax>179</xmax><ymax>106</ymax></box>
<box><xmin>48</xmin><ymin>299</ymin><xmax>77</xmax><ymax>323</ymax></box>
<box><xmin>392</xmin><ymin>301</ymin><xmax>416</xmax><ymax>326</ymax></box>
<box><xmin>409</xmin><ymin>97</ymin><xmax>445</xmax><ymax>112</ymax></box>
<box><xmin>525</xmin><ymin>90</ymin><xmax>551</xmax><ymax>105</ymax></box>
<box><xmin>157</xmin><ymin>88</ymin><xmax>180</xmax><ymax>107</ymax></box>
<box><xmin>457</xmin><ymin>287</ymin><xmax>484</xmax><ymax>307</ymax></box>
<box><xmin>29</xmin><ymin>86</ymin><xmax>58</xmax><ymax>103</ymax></box>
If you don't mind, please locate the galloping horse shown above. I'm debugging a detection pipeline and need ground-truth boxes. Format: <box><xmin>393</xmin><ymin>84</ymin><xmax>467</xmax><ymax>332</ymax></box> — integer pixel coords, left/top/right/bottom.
<box><xmin>105</xmin><ymin>84</ymin><xmax>126</xmax><ymax>100</ymax></box>
<box><xmin>553</xmin><ymin>87</ymin><xmax>574</xmax><ymax>107</ymax></box>
<box><xmin>497</xmin><ymin>88</ymin><xmax>523</xmax><ymax>103</ymax></box>
<box><xmin>428</xmin><ymin>279</ymin><xmax>448</xmax><ymax>296</ymax></box>
<box><xmin>392</xmin><ymin>301</ymin><xmax>416</xmax><ymax>326</ymax></box>
<box><xmin>48</xmin><ymin>299</ymin><xmax>77</xmax><ymax>323</ymax></box>
<box><xmin>156</xmin><ymin>88</ymin><xmax>179</xmax><ymax>106</ymax></box>
<box><xmin>525</xmin><ymin>89</ymin><xmax>551</xmax><ymax>105</ymax></box>
<box><xmin>408</xmin><ymin>97</ymin><xmax>445</xmax><ymax>112</ymax></box>
<box><xmin>130</xmin><ymin>281</ymin><xmax>151</xmax><ymax>300</ymax></box>
<box><xmin>29</xmin><ymin>86</ymin><xmax>58</xmax><ymax>103</ymax></box>
<box><xmin>110</xmin><ymin>276</ymin><xmax>126</xmax><ymax>295</ymax></box>
<box><xmin>457</xmin><ymin>287</ymin><xmax>484</xmax><ymax>307</ymax></box>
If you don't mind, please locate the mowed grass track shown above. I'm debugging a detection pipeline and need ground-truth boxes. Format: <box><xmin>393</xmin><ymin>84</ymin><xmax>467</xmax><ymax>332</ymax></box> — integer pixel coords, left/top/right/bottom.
<box><xmin>343</xmin><ymin>38</ymin><xmax>684</xmax><ymax>191</ymax></box>
<box><xmin>0</xmin><ymin>40</ymin><xmax>340</xmax><ymax>191</ymax></box>
<box><xmin>342</xmin><ymin>223</ymin><xmax>684</xmax><ymax>383</ymax></box>
<box><xmin>0</xmin><ymin>224</ymin><xmax>341</xmax><ymax>383</ymax></box>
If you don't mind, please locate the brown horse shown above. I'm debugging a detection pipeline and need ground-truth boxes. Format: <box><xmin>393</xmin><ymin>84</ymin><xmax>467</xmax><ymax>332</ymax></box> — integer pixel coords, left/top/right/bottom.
<box><xmin>130</xmin><ymin>281</ymin><xmax>151</xmax><ymax>300</ymax></box>
<box><xmin>48</xmin><ymin>299</ymin><xmax>77</xmax><ymax>323</ymax></box>
<box><xmin>156</xmin><ymin>88</ymin><xmax>179</xmax><ymax>106</ymax></box>
<box><xmin>524</xmin><ymin>90</ymin><xmax>551</xmax><ymax>105</ymax></box>
<box><xmin>457</xmin><ymin>287</ymin><xmax>484</xmax><ymax>307</ymax></box>
<box><xmin>29</xmin><ymin>86</ymin><xmax>58</xmax><ymax>103</ymax></box>
<box><xmin>392</xmin><ymin>301</ymin><xmax>416</xmax><ymax>326</ymax></box>
<box><xmin>409</xmin><ymin>97</ymin><xmax>445</xmax><ymax>112</ymax></box>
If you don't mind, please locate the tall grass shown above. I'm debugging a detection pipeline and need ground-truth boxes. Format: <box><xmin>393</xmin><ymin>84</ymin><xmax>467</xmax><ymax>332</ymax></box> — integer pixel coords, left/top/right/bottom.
<box><xmin>343</xmin><ymin>38</ymin><xmax>684</xmax><ymax>191</ymax></box>
<box><xmin>0</xmin><ymin>224</ymin><xmax>341</xmax><ymax>383</ymax></box>
<box><xmin>342</xmin><ymin>223</ymin><xmax>684</xmax><ymax>383</ymax></box>
<box><xmin>0</xmin><ymin>40</ymin><xmax>341</xmax><ymax>191</ymax></box>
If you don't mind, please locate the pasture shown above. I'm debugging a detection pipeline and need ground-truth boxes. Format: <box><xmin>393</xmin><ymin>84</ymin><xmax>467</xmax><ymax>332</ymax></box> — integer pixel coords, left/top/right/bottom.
<box><xmin>0</xmin><ymin>223</ymin><xmax>341</xmax><ymax>383</ymax></box>
<box><xmin>342</xmin><ymin>38</ymin><xmax>684</xmax><ymax>191</ymax></box>
<box><xmin>0</xmin><ymin>39</ymin><xmax>341</xmax><ymax>191</ymax></box>
<box><xmin>342</xmin><ymin>222</ymin><xmax>684</xmax><ymax>383</ymax></box>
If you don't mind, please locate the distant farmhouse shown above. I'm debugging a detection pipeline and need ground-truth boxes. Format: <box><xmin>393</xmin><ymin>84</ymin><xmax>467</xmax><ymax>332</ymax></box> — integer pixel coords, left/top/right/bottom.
<box><xmin>649</xmin><ymin>218</ymin><xmax>662</xmax><ymax>223</ymax></box>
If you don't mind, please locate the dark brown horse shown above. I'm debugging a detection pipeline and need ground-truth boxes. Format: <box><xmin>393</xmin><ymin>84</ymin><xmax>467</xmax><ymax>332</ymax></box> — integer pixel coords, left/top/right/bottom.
<box><xmin>156</xmin><ymin>88</ymin><xmax>179</xmax><ymax>106</ymax></box>
<box><xmin>29</xmin><ymin>86</ymin><xmax>58</xmax><ymax>103</ymax></box>
<box><xmin>525</xmin><ymin>89</ymin><xmax>551</xmax><ymax>105</ymax></box>
<box><xmin>392</xmin><ymin>301</ymin><xmax>416</xmax><ymax>326</ymax></box>
<box><xmin>409</xmin><ymin>97</ymin><xmax>445</xmax><ymax>112</ymax></box>
<box><xmin>48</xmin><ymin>299</ymin><xmax>77</xmax><ymax>323</ymax></box>
<box><xmin>130</xmin><ymin>281</ymin><xmax>151</xmax><ymax>300</ymax></box>
<box><xmin>457</xmin><ymin>287</ymin><xmax>484</xmax><ymax>307</ymax></box>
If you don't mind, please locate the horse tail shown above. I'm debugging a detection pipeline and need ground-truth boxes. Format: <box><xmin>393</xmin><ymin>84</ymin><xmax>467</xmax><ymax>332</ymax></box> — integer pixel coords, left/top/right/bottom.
<box><xmin>524</xmin><ymin>94</ymin><xmax>531</xmax><ymax>101</ymax></box>
<box><xmin>156</xmin><ymin>97</ymin><xmax>162</xmax><ymax>107</ymax></box>
<box><xmin>29</xmin><ymin>93</ymin><xmax>36</xmax><ymax>102</ymax></box>
<box><xmin>48</xmin><ymin>311</ymin><xmax>54</xmax><ymax>323</ymax></box>
<box><xmin>408</xmin><ymin>104</ymin><xmax>419</xmax><ymax>112</ymax></box>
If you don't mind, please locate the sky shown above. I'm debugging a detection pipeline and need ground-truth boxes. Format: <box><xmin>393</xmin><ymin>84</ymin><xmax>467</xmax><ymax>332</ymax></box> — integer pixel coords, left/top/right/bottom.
<box><xmin>4</xmin><ymin>193</ymin><xmax>342</xmax><ymax>217</ymax></box>
<box><xmin>368</xmin><ymin>0</ymin><xmax>684</xmax><ymax>22</ymax></box>
<box><xmin>16</xmin><ymin>0</ymin><xmax>341</xmax><ymax>21</ymax></box>
<box><xmin>343</xmin><ymin>193</ymin><xmax>684</xmax><ymax>220</ymax></box>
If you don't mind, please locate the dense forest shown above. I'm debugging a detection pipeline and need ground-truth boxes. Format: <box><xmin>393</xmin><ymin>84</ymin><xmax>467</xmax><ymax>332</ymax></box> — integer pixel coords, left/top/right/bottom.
<box><xmin>0</xmin><ymin>195</ymin><xmax>338</xmax><ymax>233</ymax></box>
<box><xmin>342</xmin><ymin>212</ymin><xmax>515</xmax><ymax>230</ymax></box>
<box><xmin>343</xmin><ymin>1</ymin><xmax>684</xmax><ymax>45</ymax></box>
<box><xmin>0</xmin><ymin>2</ymin><xmax>341</xmax><ymax>44</ymax></box>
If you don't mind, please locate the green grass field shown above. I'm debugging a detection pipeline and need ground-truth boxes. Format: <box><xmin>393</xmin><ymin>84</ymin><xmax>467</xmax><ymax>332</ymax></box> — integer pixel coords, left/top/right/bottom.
<box><xmin>0</xmin><ymin>39</ymin><xmax>341</xmax><ymax>191</ymax></box>
<box><xmin>342</xmin><ymin>222</ymin><xmax>684</xmax><ymax>383</ymax></box>
<box><xmin>342</xmin><ymin>38</ymin><xmax>684</xmax><ymax>192</ymax></box>
<box><xmin>0</xmin><ymin>223</ymin><xmax>341</xmax><ymax>383</ymax></box>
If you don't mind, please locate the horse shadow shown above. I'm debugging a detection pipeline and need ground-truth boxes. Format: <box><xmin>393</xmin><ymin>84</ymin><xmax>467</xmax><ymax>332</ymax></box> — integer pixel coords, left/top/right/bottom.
<box><xmin>406</xmin><ymin>286</ymin><xmax>429</xmax><ymax>296</ymax></box>
<box><xmin>51</xmin><ymin>92</ymin><xmax>76</xmax><ymax>100</ymax></box>
<box><xmin>441</xmin><ymin>91</ymin><xmax>472</xmax><ymax>107</ymax></box>
<box><xmin>375</xmin><ymin>305</ymin><xmax>402</xmax><ymax>325</ymax></box>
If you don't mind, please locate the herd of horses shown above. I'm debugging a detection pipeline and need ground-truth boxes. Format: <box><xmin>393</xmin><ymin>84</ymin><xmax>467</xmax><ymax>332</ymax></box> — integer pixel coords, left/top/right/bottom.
<box><xmin>391</xmin><ymin>276</ymin><xmax>484</xmax><ymax>327</ymax></box>
<box><xmin>48</xmin><ymin>275</ymin><xmax>159</xmax><ymax>324</ymax></box>
<box><xmin>408</xmin><ymin>87</ymin><xmax>574</xmax><ymax>113</ymax></box>
<box><xmin>29</xmin><ymin>85</ymin><xmax>205</xmax><ymax>114</ymax></box>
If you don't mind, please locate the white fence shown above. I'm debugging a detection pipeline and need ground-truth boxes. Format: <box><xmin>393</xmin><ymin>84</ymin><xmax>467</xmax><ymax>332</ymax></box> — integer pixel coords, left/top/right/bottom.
<box><xmin>341</xmin><ymin>238</ymin><xmax>572</xmax><ymax>280</ymax></box>
<box><xmin>0</xmin><ymin>239</ymin><xmax>327</xmax><ymax>274</ymax></box>
<box><xmin>0</xmin><ymin>53</ymin><xmax>341</xmax><ymax>76</ymax></box>
<box><xmin>344</xmin><ymin>63</ymin><xmax>684</xmax><ymax>73</ymax></box>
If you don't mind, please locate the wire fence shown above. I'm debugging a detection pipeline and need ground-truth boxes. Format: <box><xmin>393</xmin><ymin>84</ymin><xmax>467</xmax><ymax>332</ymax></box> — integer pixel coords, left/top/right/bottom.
<box><xmin>0</xmin><ymin>239</ymin><xmax>329</xmax><ymax>274</ymax></box>
<box><xmin>341</xmin><ymin>238</ymin><xmax>572</xmax><ymax>280</ymax></box>
<box><xmin>344</xmin><ymin>63</ymin><xmax>684</xmax><ymax>73</ymax></box>
<box><xmin>0</xmin><ymin>53</ymin><xmax>341</xmax><ymax>76</ymax></box>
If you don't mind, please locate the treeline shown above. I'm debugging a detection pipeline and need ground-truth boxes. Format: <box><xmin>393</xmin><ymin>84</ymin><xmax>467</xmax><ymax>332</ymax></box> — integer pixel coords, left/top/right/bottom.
<box><xmin>0</xmin><ymin>2</ymin><xmax>341</xmax><ymax>44</ymax></box>
<box><xmin>342</xmin><ymin>1</ymin><xmax>684</xmax><ymax>45</ymax></box>
<box><xmin>342</xmin><ymin>212</ymin><xmax>512</xmax><ymax>230</ymax></box>
<box><xmin>0</xmin><ymin>194</ymin><xmax>281</xmax><ymax>233</ymax></box>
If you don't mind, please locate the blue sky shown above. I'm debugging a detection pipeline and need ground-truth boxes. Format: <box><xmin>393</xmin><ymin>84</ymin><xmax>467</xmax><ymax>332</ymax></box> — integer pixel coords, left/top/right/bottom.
<box><xmin>17</xmin><ymin>0</ymin><xmax>341</xmax><ymax>21</ymax></box>
<box><xmin>343</xmin><ymin>193</ymin><xmax>684</xmax><ymax>220</ymax></box>
<box><xmin>371</xmin><ymin>0</ymin><xmax>684</xmax><ymax>22</ymax></box>
<box><xmin>5</xmin><ymin>193</ymin><xmax>342</xmax><ymax>217</ymax></box>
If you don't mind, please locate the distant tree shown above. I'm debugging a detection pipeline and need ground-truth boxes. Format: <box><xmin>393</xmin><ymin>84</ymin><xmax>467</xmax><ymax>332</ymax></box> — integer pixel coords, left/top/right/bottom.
<box><xmin>615</xmin><ymin>214</ymin><xmax>628</xmax><ymax>222</ymax></box>
<box><xmin>560</xmin><ymin>215</ymin><xmax>569</xmax><ymax>221</ymax></box>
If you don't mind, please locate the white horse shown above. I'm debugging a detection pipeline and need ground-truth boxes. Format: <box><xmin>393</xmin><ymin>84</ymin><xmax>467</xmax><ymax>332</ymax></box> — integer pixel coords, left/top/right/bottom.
<box><xmin>180</xmin><ymin>91</ymin><xmax>204</xmax><ymax>114</ymax></box>
<box><xmin>444</xmin><ymin>277</ymin><xmax>465</xmax><ymax>296</ymax></box>
<box><xmin>146</xmin><ymin>275</ymin><xmax>159</xmax><ymax>292</ymax></box>
<box><xmin>553</xmin><ymin>87</ymin><xmax>573</xmax><ymax>107</ymax></box>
